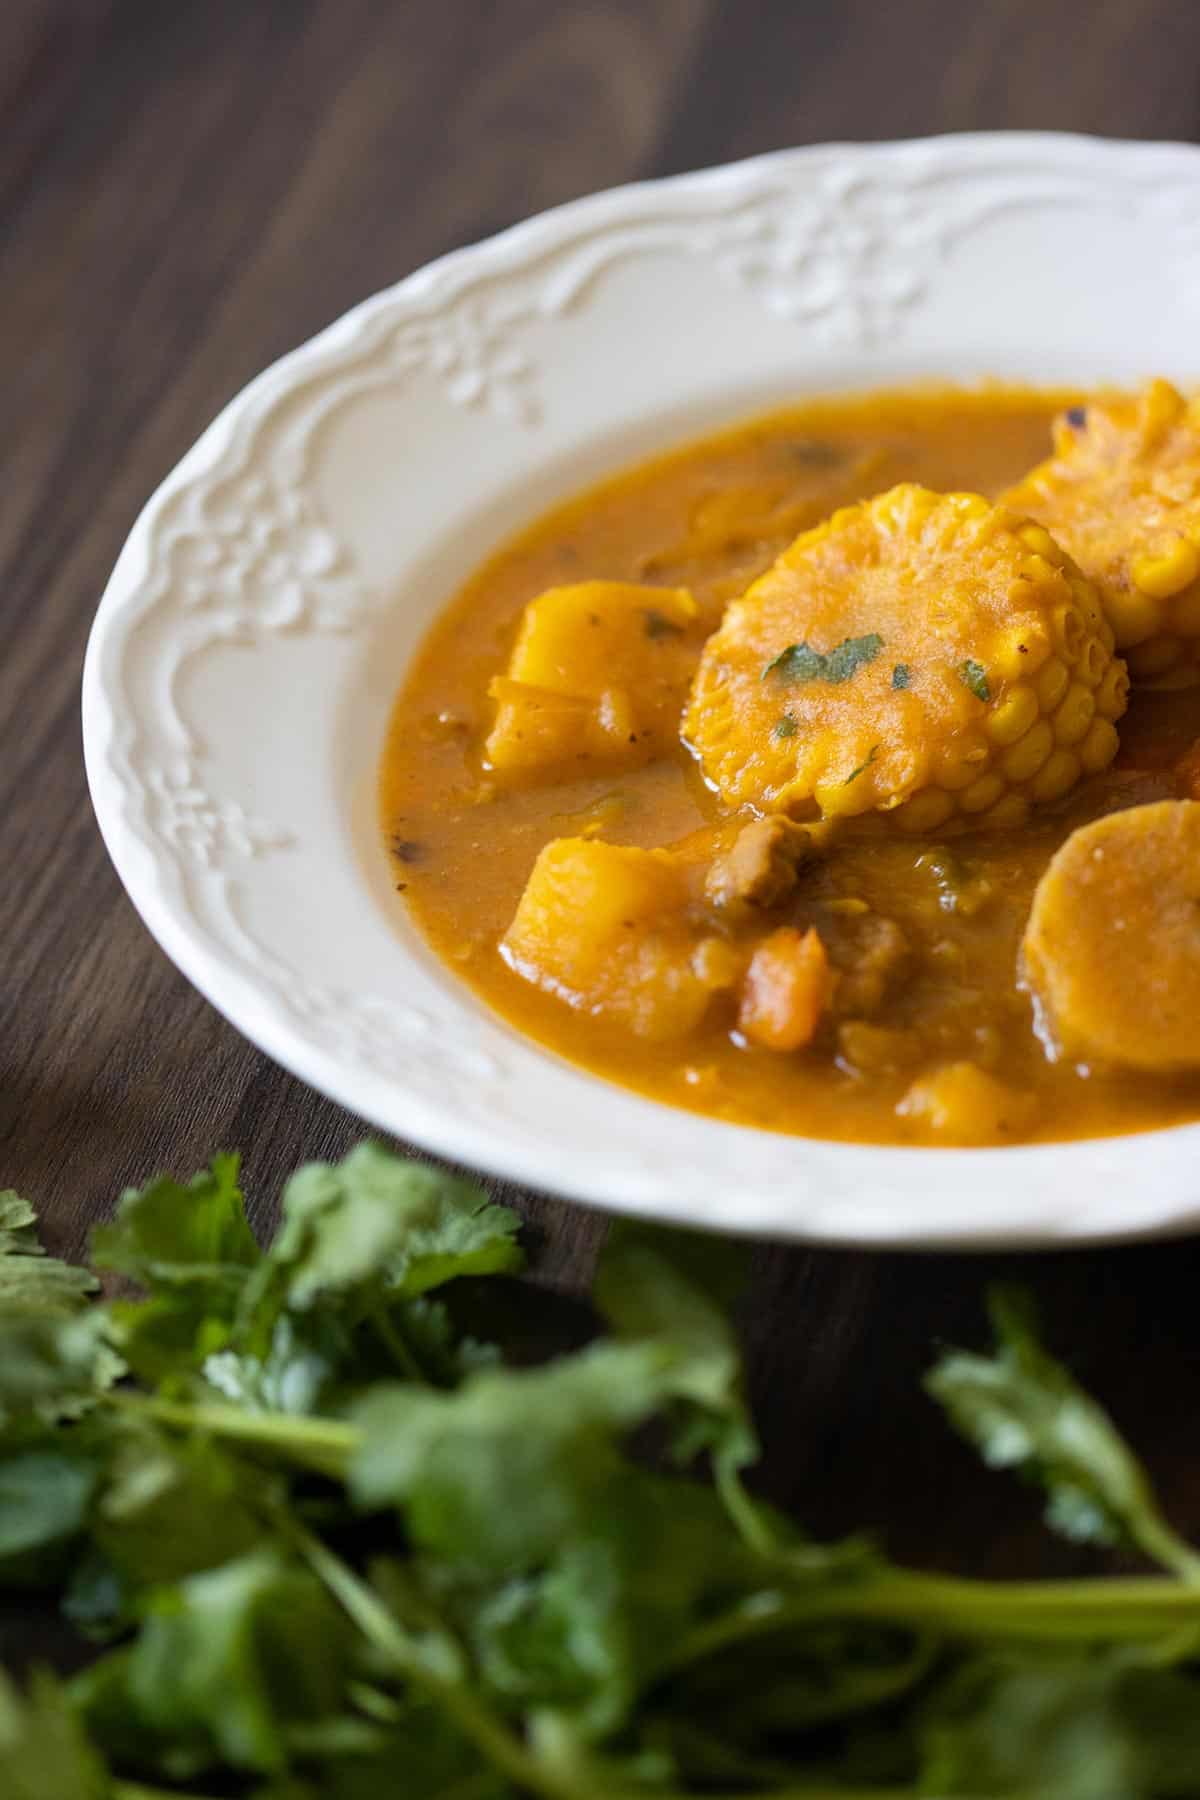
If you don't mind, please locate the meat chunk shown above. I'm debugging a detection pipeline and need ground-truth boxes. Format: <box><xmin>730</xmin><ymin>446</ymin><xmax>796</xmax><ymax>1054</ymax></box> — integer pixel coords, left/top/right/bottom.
<box><xmin>830</xmin><ymin>914</ymin><xmax>910</xmax><ymax>1019</ymax></box>
<box><xmin>1021</xmin><ymin>799</ymin><xmax>1200</xmax><ymax>1072</ymax></box>
<box><xmin>684</xmin><ymin>484</ymin><xmax>1124</xmax><ymax>833</ymax></box>
<box><xmin>704</xmin><ymin>815</ymin><xmax>816</xmax><ymax>912</ymax></box>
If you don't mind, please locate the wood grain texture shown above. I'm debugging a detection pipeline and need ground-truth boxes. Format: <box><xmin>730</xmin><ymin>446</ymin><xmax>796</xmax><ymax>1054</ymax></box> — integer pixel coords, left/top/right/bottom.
<box><xmin>5</xmin><ymin>0</ymin><xmax>1200</xmax><ymax>1668</ymax></box>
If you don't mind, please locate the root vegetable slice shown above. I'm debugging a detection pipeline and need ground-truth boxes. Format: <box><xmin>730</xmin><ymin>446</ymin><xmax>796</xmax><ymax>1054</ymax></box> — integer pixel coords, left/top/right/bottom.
<box><xmin>1021</xmin><ymin>799</ymin><xmax>1200</xmax><ymax>1071</ymax></box>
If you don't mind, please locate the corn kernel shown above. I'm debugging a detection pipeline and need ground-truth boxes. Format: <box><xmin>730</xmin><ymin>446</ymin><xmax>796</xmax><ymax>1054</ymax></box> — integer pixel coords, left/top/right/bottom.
<box><xmin>960</xmin><ymin>771</ymin><xmax>1006</xmax><ymax>814</ymax></box>
<box><xmin>1035</xmin><ymin>656</ymin><xmax>1070</xmax><ymax>710</ymax></box>
<box><xmin>1053</xmin><ymin>604</ymin><xmax>1085</xmax><ymax>662</ymax></box>
<box><xmin>1104</xmin><ymin>583</ymin><xmax>1163</xmax><ymax>648</ymax></box>
<box><xmin>1078</xmin><ymin>637</ymin><xmax>1108</xmax><ymax>686</ymax></box>
<box><xmin>1127</xmin><ymin>635</ymin><xmax>1183</xmax><ymax>680</ymax></box>
<box><xmin>1031</xmin><ymin>747</ymin><xmax>1081</xmax><ymax>802</ymax></box>
<box><xmin>1170</xmin><ymin>584</ymin><xmax>1200</xmax><ymax>637</ymax></box>
<box><xmin>1020</xmin><ymin>523</ymin><xmax>1058</xmax><ymax>558</ymax></box>
<box><xmin>1140</xmin><ymin>376</ymin><xmax>1186</xmax><ymax>441</ymax></box>
<box><xmin>1053</xmin><ymin>683</ymin><xmax>1095</xmax><ymax>746</ymax></box>
<box><xmin>936</xmin><ymin>735</ymin><xmax>989</xmax><ymax>789</ymax></box>
<box><xmin>1096</xmin><ymin>659</ymin><xmax>1130</xmax><ymax>718</ymax></box>
<box><xmin>993</xmin><ymin>623</ymin><xmax>1051</xmax><ymax>679</ymax></box>
<box><xmin>1131</xmin><ymin>537</ymin><xmax>1200</xmax><ymax>600</ymax></box>
<box><xmin>1078</xmin><ymin>716</ymin><xmax>1120</xmax><ymax>773</ymax></box>
<box><xmin>815</xmin><ymin>769</ymin><xmax>879</xmax><ymax>818</ymax></box>
<box><xmin>981</xmin><ymin>792</ymin><xmax>1030</xmax><ymax>829</ymax></box>
<box><xmin>985</xmin><ymin>683</ymin><xmax>1039</xmax><ymax>746</ymax></box>
<box><xmin>1001</xmin><ymin>717</ymin><xmax>1054</xmax><ymax>783</ymax></box>
<box><xmin>894</xmin><ymin>788</ymin><xmax>955</xmax><ymax>832</ymax></box>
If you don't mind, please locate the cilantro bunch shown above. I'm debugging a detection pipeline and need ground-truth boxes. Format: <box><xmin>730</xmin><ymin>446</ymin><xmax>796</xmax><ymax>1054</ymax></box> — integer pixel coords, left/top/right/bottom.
<box><xmin>3</xmin><ymin>1146</ymin><xmax>1200</xmax><ymax>1799</ymax></box>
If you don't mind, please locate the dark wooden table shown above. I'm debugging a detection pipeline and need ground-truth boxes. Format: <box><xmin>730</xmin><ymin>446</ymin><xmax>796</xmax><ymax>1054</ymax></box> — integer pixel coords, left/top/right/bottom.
<box><xmin>7</xmin><ymin>0</ymin><xmax>1200</xmax><ymax>1666</ymax></box>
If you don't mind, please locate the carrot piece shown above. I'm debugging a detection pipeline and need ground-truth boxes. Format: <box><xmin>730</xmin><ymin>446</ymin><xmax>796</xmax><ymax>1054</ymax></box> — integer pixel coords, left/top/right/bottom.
<box><xmin>738</xmin><ymin>926</ymin><xmax>834</xmax><ymax>1052</ymax></box>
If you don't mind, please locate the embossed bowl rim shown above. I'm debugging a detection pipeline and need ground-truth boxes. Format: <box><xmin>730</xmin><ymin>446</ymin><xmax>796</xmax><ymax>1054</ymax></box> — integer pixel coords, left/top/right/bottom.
<box><xmin>84</xmin><ymin>132</ymin><xmax>1200</xmax><ymax>1247</ymax></box>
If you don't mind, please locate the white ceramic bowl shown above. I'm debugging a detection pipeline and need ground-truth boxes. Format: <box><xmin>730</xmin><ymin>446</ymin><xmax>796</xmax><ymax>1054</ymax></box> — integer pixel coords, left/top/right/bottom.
<box><xmin>84</xmin><ymin>133</ymin><xmax>1200</xmax><ymax>1247</ymax></box>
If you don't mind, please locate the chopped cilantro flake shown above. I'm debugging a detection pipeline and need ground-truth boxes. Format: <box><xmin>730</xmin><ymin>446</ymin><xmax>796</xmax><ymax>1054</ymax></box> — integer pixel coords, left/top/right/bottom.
<box><xmin>844</xmin><ymin>744</ymin><xmax>880</xmax><ymax>785</ymax></box>
<box><xmin>773</xmin><ymin>715</ymin><xmax>798</xmax><ymax>739</ymax></box>
<box><xmin>959</xmin><ymin>659</ymin><xmax>991</xmax><ymax>702</ymax></box>
<box><xmin>892</xmin><ymin>663</ymin><xmax>911</xmax><ymax>690</ymax></box>
<box><xmin>762</xmin><ymin>632</ymin><xmax>884</xmax><ymax>685</ymax></box>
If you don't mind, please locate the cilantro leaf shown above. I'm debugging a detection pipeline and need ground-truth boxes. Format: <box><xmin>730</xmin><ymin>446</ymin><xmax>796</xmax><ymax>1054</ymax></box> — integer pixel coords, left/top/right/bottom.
<box><xmin>75</xmin><ymin>1549</ymin><xmax>355</xmax><ymax>1778</ymax></box>
<box><xmin>593</xmin><ymin>1224</ymin><xmax>764</xmax><ymax>1542</ymax></box>
<box><xmin>91</xmin><ymin>1153</ymin><xmax>257</xmax><ymax>1285</ymax></box>
<box><xmin>0</xmin><ymin>1668</ymin><xmax>109</xmax><ymax>1800</ymax></box>
<box><xmin>926</xmin><ymin>1288</ymin><xmax>1200</xmax><ymax>1575</ymax></box>
<box><xmin>0</xmin><ymin>1192</ymin><xmax>97</xmax><ymax>1314</ymax></box>
<box><xmin>248</xmin><ymin>1144</ymin><xmax>522</xmax><ymax>1318</ymax></box>
<box><xmin>0</xmin><ymin>1309</ymin><xmax>122</xmax><ymax>1427</ymax></box>
<box><xmin>892</xmin><ymin>663</ymin><xmax>911</xmax><ymax>689</ymax></box>
<box><xmin>349</xmin><ymin>1342</ymin><xmax>681</xmax><ymax>1568</ymax></box>
<box><xmin>0</xmin><ymin>1448</ymin><xmax>97</xmax><ymax>1573</ymax></box>
<box><xmin>921</xmin><ymin>1654</ymin><xmax>1200</xmax><ymax>1800</ymax></box>
<box><xmin>762</xmin><ymin>633</ymin><xmax>883</xmax><ymax>684</ymax></box>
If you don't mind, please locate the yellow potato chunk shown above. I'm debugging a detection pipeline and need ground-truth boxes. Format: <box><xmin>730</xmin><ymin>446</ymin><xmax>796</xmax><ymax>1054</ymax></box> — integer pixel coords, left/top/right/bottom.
<box><xmin>500</xmin><ymin>837</ymin><xmax>716</xmax><ymax>1040</ymax></box>
<box><xmin>1021</xmin><ymin>800</ymin><xmax>1200</xmax><ymax>1073</ymax></box>
<box><xmin>896</xmin><ymin>1061</ymin><xmax>1039</xmax><ymax>1144</ymax></box>
<box><xmin>1002</xmin><ymin>381</ymin><xmax>1200</xmax><ymax>686</ymax></box>
<box><xmin>684</xmin><ymin>484</ymin><xmax>1125</xmax><ymax>830</ymax></box>
<box><xmin>485</xmin><ymin>581</ymin><xmax>698</xmax><ymax>779</ymax></box>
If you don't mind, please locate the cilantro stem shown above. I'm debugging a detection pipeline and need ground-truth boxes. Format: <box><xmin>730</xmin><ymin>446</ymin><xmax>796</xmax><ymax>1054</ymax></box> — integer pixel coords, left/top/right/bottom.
<box><xmin>111</xmin><ymin>1785</ymin><xmax>225</xmax><ymax>1800</ymax></box>
<box><xmin>286</xmin><ymin>1518</ymin><xmax>570</xmax><ymax>1800</ymax></box>
<box><xmin>669</xmin><ymin>1568</ymin><xmax>1200</xmax><ymax>1670</ymax></box>
<box><xmin>104</xmin><ymin>1392</ymin><xmax>356</xmax><ymax>1478</ymax></box>
<box><xmin>372</xmin><ymin>1304</ymin><xmax>430</xmax><ymax>1384</ymax></box>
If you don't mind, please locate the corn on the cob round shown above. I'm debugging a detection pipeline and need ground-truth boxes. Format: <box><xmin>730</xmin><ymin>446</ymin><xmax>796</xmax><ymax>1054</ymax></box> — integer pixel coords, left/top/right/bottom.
<box><xmin>1002</xmin><ymin>380</ymin><xmax>1200</xmax><ymax>687</ymax></box>
<box><xmin>683</xmin><ymin>483</ymin><xmax>1127</xmax><ymax>832</ymax></box>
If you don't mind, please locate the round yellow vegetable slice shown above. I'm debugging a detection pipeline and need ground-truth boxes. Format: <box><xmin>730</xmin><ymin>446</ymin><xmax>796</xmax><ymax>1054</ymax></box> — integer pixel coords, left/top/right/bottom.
<box><xmin>1021</xmin><ymin>800</ymin><xmax>1200</xmax><ymax>1072</ymax></box>
<box><xmin>683</xmin><ymin>484</ymin><xmax>1126</xmax><ymax>830</ymax></box>
<box><xmin>1002</xmin><ymin>380</ymin><xmax>1200</xmax><ymax>686</ymax></box>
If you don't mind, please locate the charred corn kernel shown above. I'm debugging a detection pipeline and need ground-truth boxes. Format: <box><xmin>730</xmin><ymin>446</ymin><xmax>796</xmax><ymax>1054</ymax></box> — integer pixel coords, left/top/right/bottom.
<box><xmin>1171</xmin><ymin>585</ymin><xmax>1200</xmax><ymax>636</ymax></box>
<box><xmin>894</xmin><ymin>787</ymin><xmax>956</xmax><ymax>832</ymax></box>
<box><xmin>685</xmin><ymin>484</ymin><xmax>1118</xmax><ymax>834</ymax></box>
<box><xmin>1053</xmin><ymin>684</ymin><xmax>1095</xmax><ymax>746</ymax></box>
<box><xmin>1132</xmin><ymin>536</ymin><xmax>1200</xmax><ymax>599</ymax></box>
<box><xmin>1127</xmin><ymin>635</ymin><xmax>1183</xmax><ymax>680</ymax></box>
<box><xmin>986</xmin><ymin>683</ymin><xmax>1039</xmax><ymax>746</ymax></box>
<box><xmin>981</xmin><ymin>792</ymin><xmax>1030</xmax><ymax>829</ymax></box>
<box><xmin>1001</xmin><ymin>718</ymin><xmax>1054</xmax><ymax>784</ymax></box>
<box><xmin>1078</xmin><ymin>638</ymin><xmax>1108</xmax><ymax>686</ymax></box>
<box><xmin>960</xmin><ymin>771</ymin><xmax>1006</xmax><ymax>813</ymax></box>
<box><xmin>1035</xmin><ymin>656</ymin><xmax>1070</xmax><ymax>710</ymax></box>
<box><xmin>1031</xmin><ymin>747</ymin><xmax>1081</xmax><ymax>802</ymax></box>
<box><xmin>1078</xmin><ymin>715</ymin><xmax>1121</xmax><ymax>773</ymax></box>
<box><xmin>1002</xmin><ymin>382</ymin><xmax>1200</xmax><ymax>682</ymax></box>
<box><xmin>1104</xmin><ymin>583</ymin><xmax>1164</xmax><ymax>648</ymax></box>
<box><xmin>1097</xmin><ymin>658</ymin><xmax>1130</xmax><ymax>717</ymax></box>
